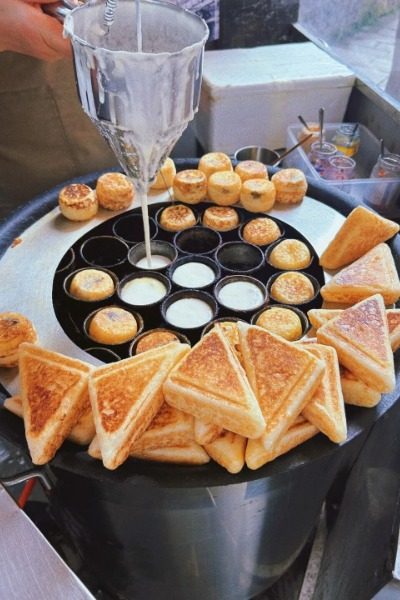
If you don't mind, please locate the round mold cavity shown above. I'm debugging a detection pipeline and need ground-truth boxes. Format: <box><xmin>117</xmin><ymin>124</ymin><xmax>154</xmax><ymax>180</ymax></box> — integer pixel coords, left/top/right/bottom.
<box><xmin>215</xmin><ymin>241</ymin><xmax>264</xmax><ymax>275</ymax></box>
<box><xmin>174</xmin><ymin>226</ymin><xmax>222</xmax><ymax>256</ymax></box>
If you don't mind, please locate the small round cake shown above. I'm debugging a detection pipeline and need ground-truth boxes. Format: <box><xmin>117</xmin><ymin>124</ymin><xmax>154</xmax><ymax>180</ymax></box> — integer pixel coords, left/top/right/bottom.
<box><xmin>0</xmin><ymin>312</ymin><xmax>37</xmax><ymax>368</ymax></box>
<box><xmin>58</xmin><ymin>183</ymin><xmax>98</xmax><ymax>221</ymax></box>
<box><xmin>135</xmin><ymin>330</ymin><xmax>179</xmax><ymax>354</ymax></box>
<box><xmin>242</xmin><ymin>217</ymin><xmax>281</xmax><ymax>246</ymax></box>
<box><xmin>271</xmin><ymin>169</ymin><xmax>308</xmax><ymax>204</ymax></box>
<box><xmin>88</xmin><ymin>307</ymin><xmax>138</xmax><ymax>345</ymax></box>
<box><xmin>202</xmin><ymin>206</ymin><xmax>239</xmax><ymax>231</ymax></box>
<box><xmin>268</xmin><ymin>239</ymin><xmax>312</xmax><ymax>270</ymax></box>
<box><xmin>173</xmin><ymin>169</ymin><xmax>207</xmax><ymax>204</ymax></box>
<box><xmin>96</xmin><ymin>172</ymin><xmax>135</xmax><ymax>211</ymax></box>
<box><xmin>69</xmin><ymin>269</ymin><xmax>115</xmax><ymax>302</ymax></box>
<box><xmin>159</xmin><ymin>204</ymin><xmax>197</xmax><ymax>231</ymax></box>
<box><xmin>240</xmin><ymin>179</ymin><xmax>276</xmax><ymax>212</ymax></box>
<box><xmin>208</xmin><ymin>171</ymin><xmax>241</xmax><ymax>206</ymax></box>
<box><xmin>198</xmin><ymin>152</ymin><xmax>233</xmax><ymax>178</ymax></box>
<box><xmin>256</xmin><ymin>307</ymin><xmax>303</xmax><ymax>341</ymax></box>
<box><xmin>150</xmin><ymin>158</ymin><xmax>176</xmax><ymax>191</ymax></box>
<box><xmin>235</xmin><ymin>160</ymin><xmax>268</xmax><ymax>182</ymax></box>
<box><xmin>270</xmin><ymin>272</ymin><xmax>315</xmax><ymax>305</ymax></box>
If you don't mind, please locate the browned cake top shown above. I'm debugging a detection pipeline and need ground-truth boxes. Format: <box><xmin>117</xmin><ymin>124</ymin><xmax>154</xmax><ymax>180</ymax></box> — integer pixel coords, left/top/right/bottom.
<box><xmin>97</xmin><ymin>172</ymin><xmax>133</xmax><ymax>193</ymax></box>
<box><xmin>25</xmin><ymin>357</ymin><xmax>83</xmax><ymax>435</ymax></box>
<box><xmin>59</xmin><ymin>184</ymin><xmax>94</xmax><ymax>207</ymax></box>
<box><xmin>0</xmin><ymin>312</ymin><xmax>34</xmax><ymax>343</ymax></box>
<box><xmin>136</xmin><ymin>331</ymin><xmax>179</xmax><ymax>354</ymax></box>
<box><xmin>175</xmin><ymin>169</ymin><xmax>207</xmax><ymax>186</ymax></box>
<box><xmin>243</xmin><ymin>218</ymin><xmax>281</xmax><ymax>245</ymax></box>
<box><xmin>160</xmin><ymin>205</ymin><xmax>196</xmax><ymax>228</ymax></box>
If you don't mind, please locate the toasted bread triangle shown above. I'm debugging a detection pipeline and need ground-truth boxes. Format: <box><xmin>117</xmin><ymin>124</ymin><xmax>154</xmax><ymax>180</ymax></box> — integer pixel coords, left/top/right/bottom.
<box><xmin>309</xmin><ymin>307</ymin><xmax>400</xmax><ymax>352</ymax></box>
<box><xmin>19</xmin><ymin>343</ymin><xmax>92</xmax><ymax>464</ymax></box>
<box><xmin>194</xmin><ymin>419</ymin><xmax>223</xmax><ymax>445</ymax></box>
<box><xmin>387</xmin><ymin>309</ymin><xmax>400</xmax><ymax>352</ymax></box>
<box><xmin>3</xmin><ymin>395</ymin><xmax>23</xmax><ymax>418</ymax></box>
<box><xmin>3</xmin><ymin>394</ymin><xmax>95</xmax><ymax>445</ymax></box>
<box><xmin>308</xmin><ymin>309</ymin><xmax>343</xmax><ymax>331</ymax></box>
<box><xmin>131</xmin><ymin>403</ymin><xmax>194</xmax><ymax>452</ymax></box>
<box><xmin>320</xmin><ymin>206</ymin><xmax>399</xmax><ymax>270</ymax></box>
<box><xmin>317</xmin><ymin>294</ymin><xmax>395</xmax><ymax>392</ymax></box>
<box><xmin>321</xmin><ymin>243</ymin><xmax>400</xmax><ymax>304</ymax></box>
<box><xmin>204</xmin><ymin>430</ymin><xmax>246</xmax><ymax>474</ymax></box>
<box><xmin>163</xmin><ymin>328</ymin><xmax>265</xmax><ymax>439</ymax></box>
<box><xmin>237</xmin><ymin>322</ymin><xmax>325</xmax><ymax>452</ymax></box>
<box><xmin>89</xmin><ymin>342</ymin><xmax>190</xmax><ymax>470</ymax></box>
<box><xmin>131</xmin><ymin>442</ymin><xmax>210</xmax><ymax>465</ymax></box>
<box><xmin>340</xmin><ymin>367</ymin><xmax>381</xmax><ymax>407</ymax></box>
<box><xmin>246</xmin><ymin>418</ymin><xmax>319</xmax><ymax>470</ymax></box>
<box><xmin>88</xmin><ymin>434</ymin><xmax>210</xmax><ymax>465</ymax></box>
<box><xmin>300</xmin><ymin>343</ymin><xmax>347</xmax><ymax>443</ymax></box>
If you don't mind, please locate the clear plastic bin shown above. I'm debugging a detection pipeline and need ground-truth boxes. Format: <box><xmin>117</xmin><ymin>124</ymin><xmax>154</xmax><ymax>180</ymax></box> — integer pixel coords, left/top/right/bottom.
<box><xmin>284</xmin><ymin>123</ymin><xmax>400</xmax><ymax>218</ymax></box>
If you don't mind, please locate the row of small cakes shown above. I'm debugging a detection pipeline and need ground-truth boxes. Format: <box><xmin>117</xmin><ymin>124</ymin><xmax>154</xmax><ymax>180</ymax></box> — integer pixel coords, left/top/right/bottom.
<box><xmin>166</xmin><ymin>152</ymin><xmax>308</xmax><ymax>211</ymax></box>
<box><xmin>56</xmin><ymin>153</ymin><xmax>308</xmax><ymax>223</ymax></box>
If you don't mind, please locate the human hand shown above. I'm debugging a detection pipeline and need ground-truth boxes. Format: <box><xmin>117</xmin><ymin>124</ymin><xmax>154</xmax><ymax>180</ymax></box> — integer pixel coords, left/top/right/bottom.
<box><xmin>0</xmin><ymin>0</ymin><xmax>72</xmax><ymax>61</ymax></box>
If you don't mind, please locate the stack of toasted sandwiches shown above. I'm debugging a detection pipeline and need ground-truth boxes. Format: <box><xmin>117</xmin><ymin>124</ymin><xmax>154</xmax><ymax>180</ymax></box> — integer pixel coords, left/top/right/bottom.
<box><xmin>2</xmin><ymin>206</ymin><xmax>399</xmax><ymax>473</ymax></box>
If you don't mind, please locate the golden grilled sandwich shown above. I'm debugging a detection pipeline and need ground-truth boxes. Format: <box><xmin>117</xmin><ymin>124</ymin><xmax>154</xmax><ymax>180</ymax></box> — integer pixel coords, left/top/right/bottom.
<box><xmin>194</xmin><ymin>419</ymin><xmax>223</xmax><ymax>445</ymax></box>
<box><xmin>320</xmin><ymin>243</ymin><xmax>400</xmax><ymax>305</ymax></box>
<box><xmin>317</xmin><ymin>294</ymin><xmax>395</xmax><ymax>393</ymax></box>
<box><xmin>3</xmin><ymin>395</ymin><xmax>95</xmax><ymax>445</ymax></box>
<box><xmin>19</xmin><ymin>343</ymin><xmax>92</xmax><ymax>465</ymax></box>
<box><xmin>131</xmin><ymin>403</ymin><xmax>194</xmax><ymax>453</ymax></box>
<box><xmin>131</xmin><ymin>443</ymin><xmax>210</xmax><ymax>465</ymax></box>
<box><xmin>89</xmin><ymin>341</ymin><xmax>190</xmax><ymax>470</ymax></box>
<box><xmin>299</xmin><ymin>342</ymin><xmax>347</xmax><ymax>443</ymax></box>
<box><xmin>163</xmin><ymin>328</ymin><xmax>265</xmax><ymax>439</ymax></box>
<box><xmin>387</xmin><ymin>309</ymin><xmax>400</xmax><ymax>352</ymax></box>
<box><xmin>246</xmin><ymin>416</ymin><xmax>319</xmax><ymax>470</ymax></box>
<box><xmin>319</xmin><ymin>206</ymin><xmax>399</xmax><ymax>270</ymax></box>
<box><xmin>3</xmin><ymin>395</ymin><xmax>23</xmax><ymax>418</ymax></box>
<box><xmin>308</xmin><ymin>307</ymin><xmax>400</xmax><ymax>352</ymax></box>
<box><xmin>340</xmin><ymin>367</ymin><xmax>381</xmax><ymax>407</ymax></box>
<box><xmin>204</xmin><ymin>430</ymin><xmax>247</xmax><ymax>474</ymax></box>
<box><xmin>237</xmin><ymin>322</ymin><xmax>325</xmax><ymax>452</ymax></box>
<box><xmin>88</xmin><ymin>403</ymin><xmax>194</xmax><ymax>457</ymax></box>
<box><xmin>88</xmin><ymin>432</ymin><xmax>210</xmax><ymax>466</ymax></box>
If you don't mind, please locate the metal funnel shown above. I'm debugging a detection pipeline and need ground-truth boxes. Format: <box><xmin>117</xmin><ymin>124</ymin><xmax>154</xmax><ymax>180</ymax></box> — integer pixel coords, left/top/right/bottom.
<box><xmin>64</xmin><ymin>0</ymin><xmax>208</xmax><ymax>191</ymax></box>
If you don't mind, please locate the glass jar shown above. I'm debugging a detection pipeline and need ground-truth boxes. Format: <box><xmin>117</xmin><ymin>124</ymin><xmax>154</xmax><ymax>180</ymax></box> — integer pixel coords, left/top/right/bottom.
<box><xmin>308</xmin><ymin>141</ymin><xmax>337</xmax><ymax>178</ymax></box>
<box><xmin>370</xmin><ymin>153</ymin><xmax>400</xmax><ymax>178</ymax></box>
<box><xmin>332</xmin><ymin>124</ymin><xmax>360</xmax><ymax>157</ymax></box>
<box><xmin>327</xmin><ymin>155</ymin><xmax>356</xmax><ymax>181</ymax></box>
